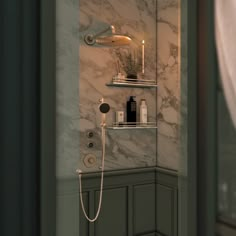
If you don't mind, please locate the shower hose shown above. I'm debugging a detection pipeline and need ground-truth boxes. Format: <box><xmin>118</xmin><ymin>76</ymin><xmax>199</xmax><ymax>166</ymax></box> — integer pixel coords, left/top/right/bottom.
<box><xmin>77</xmin><ymin>123</ymin><xmax>106</xmax><ymax>222</ymax></box>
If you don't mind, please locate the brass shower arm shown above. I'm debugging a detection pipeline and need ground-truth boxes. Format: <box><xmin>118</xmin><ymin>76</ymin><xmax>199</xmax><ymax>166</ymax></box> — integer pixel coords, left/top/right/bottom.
<box><xmin>84</xmin><ymin>25</ymin><xmax>115</xmax><ymax>45</ymax></box>
<box><xmin>93</xmin><ymin>25</ymin><xmax>115</xmax><ymax>38</ymax></box>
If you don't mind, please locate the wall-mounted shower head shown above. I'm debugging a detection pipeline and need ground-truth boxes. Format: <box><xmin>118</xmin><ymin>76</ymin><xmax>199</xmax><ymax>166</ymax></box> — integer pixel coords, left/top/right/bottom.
<box><xmin>95</xmin><ymin>35</ymin><xmax>132</xmax><ymax>46</ymax></box>
<box><xmin>84</xmin><ymin>25</ymin><xmax>132</xmax><ymax>47</ymax></box>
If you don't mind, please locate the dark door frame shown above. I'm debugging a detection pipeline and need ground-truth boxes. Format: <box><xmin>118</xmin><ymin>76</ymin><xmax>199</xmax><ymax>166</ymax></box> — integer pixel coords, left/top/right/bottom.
<box><xmin>1</xmin><ymin>1</ymin><xmax>41</xmax><ymax>236</ymax></box>
<box><xmin>187</xmin><ymin>0</ymin><xmax>218</xmax><ymax>235</ymax></box>
<box><xmin>193</xmin><ymin>0</ymin><xmax>219</xmax><ymax>235</ymax></box>
<box><xmin>1</xmin><ymin>1</ymin><xmax>57</xmax><ymax>236</ymax></box>
<box><xmin>196</xmin><ymin>0</ymin><xmax>217</xmax><ymax>236</ymax></box>
<box><xmin>40</xmin><ymin>1</ymin><xmax>56</xmax><ymax>236</ymax></box>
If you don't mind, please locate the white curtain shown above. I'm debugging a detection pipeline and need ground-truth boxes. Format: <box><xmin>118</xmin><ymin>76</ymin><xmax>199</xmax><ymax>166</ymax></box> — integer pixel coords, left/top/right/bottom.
<box><xmin>215</xmin><ymin>0</ymin><xmax>236</xmax><ymax>128</ymax></box>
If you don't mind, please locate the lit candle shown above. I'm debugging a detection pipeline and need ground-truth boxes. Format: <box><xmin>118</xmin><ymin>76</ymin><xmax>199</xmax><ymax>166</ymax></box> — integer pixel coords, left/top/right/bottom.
<box><xmin>142</xmin><ymin>40</ymin><xmax>145</xmax><ymax>74</ymax></box>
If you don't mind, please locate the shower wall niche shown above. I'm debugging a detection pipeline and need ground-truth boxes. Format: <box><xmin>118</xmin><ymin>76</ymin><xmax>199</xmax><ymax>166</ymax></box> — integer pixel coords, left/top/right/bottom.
<box><xmin>56</xmin><ymin>0</ymin><xmax>180</xmax><ymax>177</ymax></box>
<box><xmin>79</xmin><ymin>0</ymin><xmax>180</xmax><ymax>173</ymax></box>
<box><xmin>55</xmin><ymin>0</ymin><xmax>180</xmax><ymax>235</ymax></box>
<box><xmin>157</xmin><ymin>0</ymin><xmax>180</xmax><ymax>170</ymax></box>
<box><xmin>79</xmin><ymin>0</ymin><xmax>157</xmax><ymax>172</ymax></box>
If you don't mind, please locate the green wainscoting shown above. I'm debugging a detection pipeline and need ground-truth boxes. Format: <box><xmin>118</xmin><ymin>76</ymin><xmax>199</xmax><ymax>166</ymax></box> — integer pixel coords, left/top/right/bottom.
<box><xmin>56</xmin><ymin>167</ymin><xmax>178</xmax><ymax>236</ymax></box>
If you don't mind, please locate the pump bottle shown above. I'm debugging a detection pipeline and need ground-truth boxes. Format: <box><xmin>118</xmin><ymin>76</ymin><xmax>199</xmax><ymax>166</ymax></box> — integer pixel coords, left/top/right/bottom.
<box><xmin>126</xmin><ymin>96</ymin><xmax>136</xmax><ymax>124</ymax></box>
<box><xmin>140</xmin><ymin>99</ymin><xmax>147</xmax><ymax>124</ymax></box>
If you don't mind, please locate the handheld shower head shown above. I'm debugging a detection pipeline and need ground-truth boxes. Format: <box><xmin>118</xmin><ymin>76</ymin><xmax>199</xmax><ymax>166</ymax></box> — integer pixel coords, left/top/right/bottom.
<box><xmin>98</xmin><ymin>98</ymin><xmax>110</xmax><ymax>128</ymax></box>
<box><xmin>98</xmin><ymin>98</ymin><xmax>110</xmax><ymax>114</ymax></box>
<box><xmin>99</xmin><ymin>103</ymin><xmax>110</xmax><ymax>113</ymax></box>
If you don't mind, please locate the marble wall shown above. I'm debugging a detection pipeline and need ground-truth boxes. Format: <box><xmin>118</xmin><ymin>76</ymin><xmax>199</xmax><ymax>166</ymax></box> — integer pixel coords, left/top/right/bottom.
<box><xmin>56</xmin><ymin>0</ymin><xmax>80</xmax><ymax>178</ymax></box>
<box><xmin>79</xmin><ymin>0</ymin><xmax>157</xmax><ymax>172</ymax></box>
<box><xmin>56</xmin><ymin>0</ymin><xmax>181</xmax><ymax>177</ymax></box>
<box><xmin>157</xmin><ymin>0</ymin><xmax>180</xmax><ymax>170</ymax></box>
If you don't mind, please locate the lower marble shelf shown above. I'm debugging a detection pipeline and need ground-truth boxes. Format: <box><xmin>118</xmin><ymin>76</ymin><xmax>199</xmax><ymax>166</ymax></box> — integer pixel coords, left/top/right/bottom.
<box><xmin>106</xmin><ymin>122</ymin><xmax>158</xmax><ymax>130</ymax></box>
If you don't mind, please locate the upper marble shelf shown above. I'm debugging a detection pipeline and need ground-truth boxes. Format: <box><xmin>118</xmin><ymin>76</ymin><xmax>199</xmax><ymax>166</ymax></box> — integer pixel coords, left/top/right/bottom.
<box><xmin>106</xmin><ymin>78</ymin><xmax>158</xmax><ymax>88</ymax></box>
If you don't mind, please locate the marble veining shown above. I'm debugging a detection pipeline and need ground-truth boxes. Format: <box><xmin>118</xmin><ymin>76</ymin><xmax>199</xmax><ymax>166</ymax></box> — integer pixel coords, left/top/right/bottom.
<box><xmin>56</xmin><ymin>0</ymin><xmax>80</xmax><ymax>178</ymax></box>
<box><xmin>56</xmin><ymin>0</ymin><xmax>181</xmax><ymax>177</ymax></box>
<box><xmin>157</xmin><ymin>0</ymin><xmax>180</xmax><ymax>170</ymax></box>
<box><xmin>179</xmin><ymin>0</ymin><xmax>188</xmax><ymax>176</ymax></box>
<box><xmin>79</xmin><ymin>0</ymin><xmax>157</xmax><ymax>172</ymax></box>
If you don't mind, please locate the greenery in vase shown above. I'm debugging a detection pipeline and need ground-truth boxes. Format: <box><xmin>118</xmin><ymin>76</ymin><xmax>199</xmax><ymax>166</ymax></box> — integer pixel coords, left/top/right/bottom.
<box><xmin>116</xmin><ymin>49</ymin><xmax>141</xmax><ymax>77</ymax></box>
<box><xmin>123</xmin><ymin>53</ymin><xmax>141</xmax><ymax>76</ymax></box>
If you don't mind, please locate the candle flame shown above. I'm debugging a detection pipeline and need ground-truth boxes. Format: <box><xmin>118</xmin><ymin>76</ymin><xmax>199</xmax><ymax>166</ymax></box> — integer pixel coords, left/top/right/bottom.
<box><xmin>142</xmin><ymin>40</ymin><xmax>145</xmax><ymax>44</ymax></box>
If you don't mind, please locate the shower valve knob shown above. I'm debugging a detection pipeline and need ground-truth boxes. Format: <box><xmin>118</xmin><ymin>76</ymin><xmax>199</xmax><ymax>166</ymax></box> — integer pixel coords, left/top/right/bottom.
<box><xmin>83</xmin><ymin>154</ymin><xmax>97</xmax><ymax>168</ymax></box>
<box><xmin>87</xmin><ymin>142</ymin><xmax>94</xmax><ymax>148</ymax></box>
<box><xmin>87</xmin><ymin>131</ymin><xmax>94</xmax><ymax>138</ymax></box>
<box><xmin>88</xmin><ymin>157</ymin><xmax>95</xmax><ymax>164</ymax></box>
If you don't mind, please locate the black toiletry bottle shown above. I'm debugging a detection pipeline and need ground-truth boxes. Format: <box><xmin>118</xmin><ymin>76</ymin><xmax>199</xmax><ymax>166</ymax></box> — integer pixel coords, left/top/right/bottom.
<box><xmin>126</xmin><ymin>96</ymin><xmax>136</xmax><ymax>124</ymax></box>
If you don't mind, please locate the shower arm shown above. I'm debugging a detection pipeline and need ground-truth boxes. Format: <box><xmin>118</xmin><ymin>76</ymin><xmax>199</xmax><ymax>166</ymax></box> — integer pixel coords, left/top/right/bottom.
<box><xmin>84</xmin><ymin>25</ymin><xmax>115</xmax><ymax>45</ymax></box>
<box><xmin>94</xmin><ymin>25</ymin><xmax>115</xmax><ymax>38</ymax></box>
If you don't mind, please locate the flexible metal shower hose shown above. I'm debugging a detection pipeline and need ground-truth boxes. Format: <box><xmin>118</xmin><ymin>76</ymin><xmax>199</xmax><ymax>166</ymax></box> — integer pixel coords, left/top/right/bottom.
<box><xmin>78</xmin><ymin>124</ymin><xmax>106</xmax><ymax>222</ymax></box>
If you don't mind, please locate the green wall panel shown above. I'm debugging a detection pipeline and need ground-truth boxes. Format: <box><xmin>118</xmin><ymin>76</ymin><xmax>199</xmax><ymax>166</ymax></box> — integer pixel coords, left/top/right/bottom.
<box><xmin>56</xmin><ymin>193</ymin><xmax>80</xmax><ymax>236</ymax></box>
<box><xmin>57</xmin><ymin>168</ymin><xmax>178</xmax><ymax>236</ymax></box>
<box><xmin>156</xmin><ymin>184</ymin><xmax>175</xmax><ymax>236</ymax></box>
<box><xmin>94</xmin><ymin>187</ymin><xmax>128</xmax><ymax>236</ymax></box>
<box><xmin>79</xmin><ymin>193</ymin><xmax>89</xmax><ymax>236</ymax></box>
<box><xmin>133</xmin><ymin>184</ymin><xmax>156</xmax><ymax>235</ymax></box>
